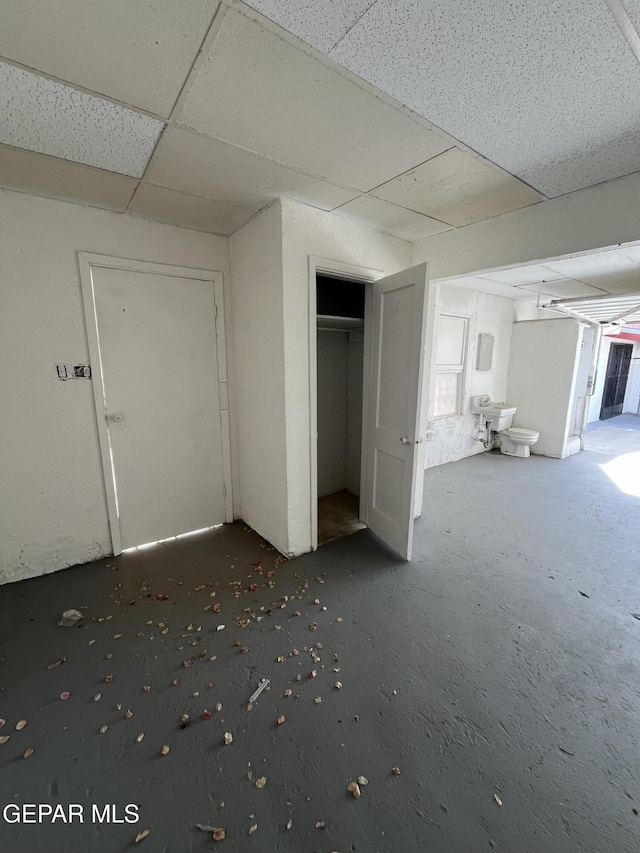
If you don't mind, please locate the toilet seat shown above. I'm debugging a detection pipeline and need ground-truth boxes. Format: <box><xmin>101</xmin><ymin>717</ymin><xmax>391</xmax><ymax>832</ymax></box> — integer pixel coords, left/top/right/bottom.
<box><xmin>503</xmin><ymin>427</ymin><xmax>539</xmax><ymax>439</ymax></box>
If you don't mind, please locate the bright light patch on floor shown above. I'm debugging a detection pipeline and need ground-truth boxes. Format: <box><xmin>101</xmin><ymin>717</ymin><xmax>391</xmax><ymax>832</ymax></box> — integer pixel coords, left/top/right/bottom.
<box><xmin>123</xmin><ymin>525</ymin><xmax>221</xmax><ymax>553</ymax></box>
<box><xmin>599</xmin><ymin>451</ymin><xmax>640</xmax><ymax>498</ymax></box>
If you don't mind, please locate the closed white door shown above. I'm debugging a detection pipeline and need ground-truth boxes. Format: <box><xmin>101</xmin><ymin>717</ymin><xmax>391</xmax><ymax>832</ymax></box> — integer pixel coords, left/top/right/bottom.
<box><xmin>364</xmin><ymin>263</ymin><xmax>428</xmax><ymax>560</ymax></box>
<box><xmin>84</xmin><ymin>259</ymin><xmax>228</xmax><ymax>552</ymax></box>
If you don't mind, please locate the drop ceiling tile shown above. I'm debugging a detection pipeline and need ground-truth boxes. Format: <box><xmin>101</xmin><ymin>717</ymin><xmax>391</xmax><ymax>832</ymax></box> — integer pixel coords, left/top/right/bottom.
<box><xmin>0</xmin><ymin>143</ymin><xmax>138</xmax><ymax>211</ymax></box>
<box><xmin>619</xmin><ymin>244</ymin><xmax>640</xmax><ymax>263</ymax></box>
<box><xmin>623</xmin><ymin>0</ymin><xmax>640</xmax><ymax>34</ymax></box>
<box><xmin>372</xmin><ymin>148</ymin><xmax>542</xmax><ymax>227</ymax></box>
<box><xmin>128</xmin><ymin>183</ymin><xmax>256</xmax><ymax>235</ymax></box>
<box><xmin>241</xmin><ymin>0</ymin><xmax>376</xmax><ymax>52</ymax></box>
<box><xmin>517</xmin><ymin>280</ymin><xmax>607</xmax><ymax>299</ymax></box>
<box><xmin>543</xmin><ymin>251</ymin><xmax>640</xmax><ymax>295</ymax></box>
<box><xmin>147</xmin><ymin>125</ymin><xmax>357</xmax><ymax>208</ymax></box>
<box><xmin>437</xmin><ymin>275</ymin><xmax>531</xmax><ymax>300</ymax></box>
<box><xmin>0</xmin><ymin>0</ymin><xmax>217</xmax><ymax>117</ymax></box>
<box><xmin>176</xmin><ymin>10</ymin><xmax>451</xmax><ymax>191</ymax></box>
<box><xmin>282</xmin><ymin>181</ymin><xmax>360</xmax><ymax>211</ymax></box>
<box><xmin>335</xmin><ymin>195</ymin><xmax>452</xmax><ymax>241</ymax></box>
<box><xmin>0</xmin><ymin>63</ymin><xmax>163</xmax><ymax>177</ymax></box>
<box><xmin>480</xmin><ymin>264</ymin><xmax>566</xmax><ymax>286</ymax></box>
<box><xmin>329</xmin><ymin>0</ymin><xmax>640</xmax><ymax>196</ymax></box>
<box><xmin>437</xmin><ymin>275</ymin><xmax>495</xmax><ymax>288</ymax></box>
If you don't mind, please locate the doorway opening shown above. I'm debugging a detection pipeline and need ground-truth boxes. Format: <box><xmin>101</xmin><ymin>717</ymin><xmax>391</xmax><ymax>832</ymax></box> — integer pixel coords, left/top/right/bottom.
<box><xmin>600</xmin><ymin>342</ymin><xmax>633</xmax><ymax>420</ymax></box>
<box><xmin>316</xmin><ymin>274</ymin><xmax>368</xmax><ymax>546</ymax></box>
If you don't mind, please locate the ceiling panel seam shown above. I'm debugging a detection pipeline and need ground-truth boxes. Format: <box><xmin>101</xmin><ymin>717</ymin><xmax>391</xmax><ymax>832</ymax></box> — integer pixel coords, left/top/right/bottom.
<box><xmin>0</xmin><ymin>54</ymin><xmax>168</xmax><ymax>124</ymax></box>
<box><xmin>222</xmin><ymin>0</ymin><xmax>463</xmax><ymax>147</ymax></box>
<box><xmin>168</xmin><ymin>2</ymin><xmax>229</xmax><ymax>122</ymax></box>
<box><xmin>332</xmin><ymin>191</ymin><xmax>452</xmax><ymax>226</ymax></box>
<box><xmin>159</xmin><ymin>122</ymin><xmax>367</xmax><ymax>193</ymax></box>
<box><xmin>326</xmin><ymin>0</ymin><xmax>380</xmax><ymax>54</ymax></box>
<box><xmin>0</xmin><ymin>9</ymin><xmax>548</xmax><ymax>205</ymax></box>
<box><xmin>605</xmin><ymin>0</ymin><xmax>640</xmax><ymax>64</ymax></box>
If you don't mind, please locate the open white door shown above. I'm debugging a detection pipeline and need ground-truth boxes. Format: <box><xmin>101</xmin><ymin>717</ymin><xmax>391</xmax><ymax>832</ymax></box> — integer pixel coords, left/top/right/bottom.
<box><xmin>364</xmin><ymin>263</ymin><xmax>428</xmax><ymax>560</ymax></box>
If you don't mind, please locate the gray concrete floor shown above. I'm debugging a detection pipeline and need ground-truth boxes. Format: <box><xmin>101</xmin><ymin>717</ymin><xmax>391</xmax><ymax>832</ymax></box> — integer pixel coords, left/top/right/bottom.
<box><xmin>318</xmin><ymin>490</ymin><xmax>366</xmax><ymax>546</ymax></box>
<box><xmin>1</xmin><ymin>441</ymin><xmax>640</xmax><ymax>852</ymax></box>
<box><xmin>587</xmin><ymin>413</ymin><xmax>640</xmax><ymax>432</ymax></box>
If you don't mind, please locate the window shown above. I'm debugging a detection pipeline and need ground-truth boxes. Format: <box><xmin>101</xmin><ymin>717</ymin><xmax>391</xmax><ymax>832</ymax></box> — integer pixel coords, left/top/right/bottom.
<box><xmin>434</xmin><ymin>313</ymin><xmax>468</xmax><ymax>418</ymax></box>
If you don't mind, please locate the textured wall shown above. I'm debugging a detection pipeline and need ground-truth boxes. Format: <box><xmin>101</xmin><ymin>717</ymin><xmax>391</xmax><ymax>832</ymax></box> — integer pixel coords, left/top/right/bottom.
<box><xmin>425</xmin><ymin>284</ymin><xmax>519</xmax><ymax>468</ymax></box>
<box><xmin>0</xmin><ymin>189</ymin><xmax>230</xmax><ymax>583</ymax></box>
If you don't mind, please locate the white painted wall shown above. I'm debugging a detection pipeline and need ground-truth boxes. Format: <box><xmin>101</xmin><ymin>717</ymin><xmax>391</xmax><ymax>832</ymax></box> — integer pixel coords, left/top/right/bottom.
<box><xmin>412</xmin><ymin>171</ymin><xmax>640</xmax><ymax>281</ymax></box>
<box><xmin>569</xmin><ymin>325</ymin><xmax>595</xmax><ymax>435</ymax></box>
<box><xmin>506</xmin><ymin>318</ymin><xmax>581</xmax><ymax>458</ymax></box>
<box><xmin>425</xmin><ymin>284</ymin><xmax>521</xmax><ymax>468</ymax></box>
<box><xmin>280</xmin><ymin>198</ymin><xmax>412</xmax><ymax>555</ymax></box>
<box><xmin>228</xmin><ymin>202</ymin><xmax>290</xmax><ymax>554</ymax></box>
<box><xmin>317</xmin><ymin>330</ymin><xmax>349</xmax><ymax>497</ymax></box>
<box><xmin>0</xmin><ymin>189</ymin><xmax>230</xmax><ymax>584</ymax></box>
<box><xmin>316</xmin><ymin>329</ymin><xmax>364</xmax><ymax>498</ymax></box>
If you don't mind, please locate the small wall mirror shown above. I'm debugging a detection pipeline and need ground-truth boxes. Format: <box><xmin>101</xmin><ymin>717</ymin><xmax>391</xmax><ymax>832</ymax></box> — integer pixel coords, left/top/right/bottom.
<box><xmin>476</xmin><ymin>333</ymin><xmax>494</xmax><ymax>370</ymax></box>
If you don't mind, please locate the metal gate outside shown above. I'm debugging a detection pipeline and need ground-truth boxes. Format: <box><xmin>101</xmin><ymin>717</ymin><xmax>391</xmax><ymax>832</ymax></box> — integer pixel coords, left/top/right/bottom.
<box><xmin>600</xmin><ymin>343</ymin><xmax>633</xmax><ymax>420</ymax></box>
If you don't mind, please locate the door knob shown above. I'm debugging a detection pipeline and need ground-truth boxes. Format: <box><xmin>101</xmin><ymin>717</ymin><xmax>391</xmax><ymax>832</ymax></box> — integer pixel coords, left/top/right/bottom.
<box><xmin>108</xmin><ymin>412</ymin><xmax>123</xmax><ymax>423</ymax></box>
<box><xmin>400</xmin><ymin>436</ymin><xmax>410</xmax><ymax>444</ymax></box>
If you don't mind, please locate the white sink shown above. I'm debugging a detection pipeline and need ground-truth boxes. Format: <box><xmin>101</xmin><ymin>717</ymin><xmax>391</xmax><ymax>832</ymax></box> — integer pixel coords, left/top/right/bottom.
<box><xmin>471</xmin><ymin>396</ymin><xmax>517</xmax><ymax>418</ymax></box>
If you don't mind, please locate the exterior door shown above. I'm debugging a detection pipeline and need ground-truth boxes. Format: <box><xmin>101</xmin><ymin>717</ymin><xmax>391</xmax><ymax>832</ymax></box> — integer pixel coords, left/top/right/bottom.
<box><xmin>600</xmin><ymin>343</ymin><xmax>633</xmax><ymax>420</ymax></box>
<box><xmin>364</xmin><ymin>263</ymin><xmax>428</xmax><ymax>560</ymax></box>
<box><xmin>81</xmin><ymin>256</ymin><xmax>230</xmax><ymax>553</ymax></box>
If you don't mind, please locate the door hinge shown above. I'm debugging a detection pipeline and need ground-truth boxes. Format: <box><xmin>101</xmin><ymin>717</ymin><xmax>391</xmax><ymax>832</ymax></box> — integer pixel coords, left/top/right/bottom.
<box><xmin>222</xmin><ymin>483</ymin><xmax>227</xmax><ymax>496</ymax></box>
<box><xmin>214</xmin><ymin>304</ymin><xmax>218</xmax><ymax>319</ymax></box>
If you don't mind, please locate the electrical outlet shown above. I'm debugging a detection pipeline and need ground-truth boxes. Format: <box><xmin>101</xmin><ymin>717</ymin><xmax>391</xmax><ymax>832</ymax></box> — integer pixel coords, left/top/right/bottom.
<box><xmin>56</xmin><ymin>364</ymin><xmax>72</xmax><ymax>381</ymax></box>
<box><xmin>74</xmin><ymin>365</ymin><xmax>91</xmax><ymax>378</ymax></box>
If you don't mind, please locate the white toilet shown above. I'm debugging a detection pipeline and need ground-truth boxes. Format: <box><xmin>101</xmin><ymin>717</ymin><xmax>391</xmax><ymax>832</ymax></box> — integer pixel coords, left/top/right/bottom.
<box><xmin>497</xmin><ymin>426</ymin><xmax>540</xmax><ymax>458</ymax></box>
<box><xmin>470</xmin><ymin>396</ymin><xmax>540</xmax><ymax>458</ymax></box>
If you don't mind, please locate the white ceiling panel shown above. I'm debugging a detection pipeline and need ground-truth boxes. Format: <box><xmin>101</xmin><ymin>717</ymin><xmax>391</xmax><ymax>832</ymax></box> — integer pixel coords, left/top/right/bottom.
<box><xmin>543</xmin><ymin>251</ymin><xmax>640</xmax><ymax>291</ymax></box>
<box><xmin>146</xmin><ymin>126</ymin><xmax>356</xmax><ymax>208</ymax></box>
<box><xmin>282</xmin><ymin>181</ymin><xmax>360</xmax><ymax>211</ymax></box>
<box><xmin>0</xmin><ymin>144</ymin><xmax>138</xmax><ymax>211</ymax></box>
<box><xmin>618</xmin><ymin>244</ymin><xmax>640</xmax><ymax>263</ymax></box>
<box><xmin>437</xmin><ymin>275</ymin><xmax>538</xmax><ymax>301</ymax></box>
<box><xmin>0</xmin><ymin>0</ymin><xmax>217</xmax><ymax>117</ymax></box>
<box><xmin>335</xmin><ymin>195</ymin><xmax>452</xmax><ymax>241</ymax></box>
<box><xmin>241</xmin><ymin>0</ymin><xmax>375</xmax><ymax>52</ymax></box>
<box><xmin>0</xmin><ymin>63</ymin><xmax>163</xmax><ymax>177</ymax></box>
<box><xmin>516</xmin><ymin>280</ymin><xmax>607</xmax><ymax>299</ymax></box>
<box><xmin>328</xmin><ymin>0</ymin><xmax>640</xmax><ymax>196</ymax></box>
<box><xmin>129</xmin><ymin>183</ymin><xmax>256</xmax><ymax>234</ymax></box>
<box><xmin>480</xmin><ymin>264</ymin><xmax>566</xmax><ymax>286</ymax></box>
<box><xmin>371</xmin><ymin>148</ymin><xmax>542</xmax><ymax>227</ymax></box>
<box><xmin>620</xmin><ymin>0</ymin><xmax>640</xmax><ymax>41</ymax></box>
<box><xmin>176</xmin><ymin>10</ymin><xmax>452</xmax><ymax>191</ymax></box>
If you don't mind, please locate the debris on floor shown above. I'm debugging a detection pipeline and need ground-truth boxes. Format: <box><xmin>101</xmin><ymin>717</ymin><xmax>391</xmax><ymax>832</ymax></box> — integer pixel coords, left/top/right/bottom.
<box><xmin>3</xmin><ymin>524</ymin><xmax>411</xmax><ymax>850</ymax></box>
<box><xmin>58</xmin><ymin>609</ymin><xmax>84</xmax><ymax>627</ymax></box>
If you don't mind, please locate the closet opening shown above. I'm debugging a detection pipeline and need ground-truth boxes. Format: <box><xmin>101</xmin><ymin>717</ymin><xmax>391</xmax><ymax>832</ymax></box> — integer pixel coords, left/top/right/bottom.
<box><xmin>316</xmin><ymin>274</ymin><xmax>368</xmax><ymax>546</ymax></box>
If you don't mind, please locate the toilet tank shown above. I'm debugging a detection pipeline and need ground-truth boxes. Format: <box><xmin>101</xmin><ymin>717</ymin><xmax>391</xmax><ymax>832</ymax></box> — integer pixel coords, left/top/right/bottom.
<box><xmin>490</xmin><ymin>413</ymin><xmax>514</xmax><ymax>431</ymax></box>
